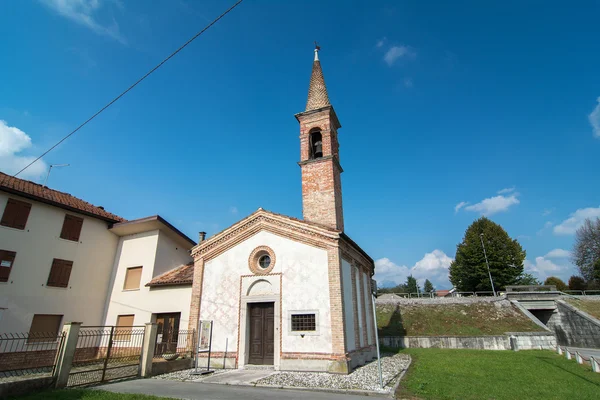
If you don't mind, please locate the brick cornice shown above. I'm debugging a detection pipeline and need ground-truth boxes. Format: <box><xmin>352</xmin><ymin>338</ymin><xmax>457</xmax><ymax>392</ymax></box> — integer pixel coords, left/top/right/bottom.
<box><xmin>191</xmin><ymin>210</ymin><xmax>339</xmax><ymax>261</ymax></box>
<box><xmin>340</xmin><ymin>239</ymin><xmax>374</xmax><ymax>276</ymax></box>
<box><xmin>297</xmin><ymin>154</ymin><xmax>344</xmax><ymax>173</ymax></box>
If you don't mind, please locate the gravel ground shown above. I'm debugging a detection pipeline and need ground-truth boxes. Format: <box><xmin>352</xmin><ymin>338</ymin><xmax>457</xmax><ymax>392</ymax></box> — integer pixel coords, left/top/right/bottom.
<box><xmin>254</xmin><ymin>353</ymin><xmax>410</xmax><ymax>393</ymax></box>
<box><xmin>153</xmin><ymin>368</ymin><xmax>230</xmax><ymax>381</ymax></box>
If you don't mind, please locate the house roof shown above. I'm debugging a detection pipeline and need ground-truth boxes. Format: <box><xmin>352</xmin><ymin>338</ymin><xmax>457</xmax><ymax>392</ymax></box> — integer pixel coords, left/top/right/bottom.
<box><xmin>0</xmin><ymin>172</ymin><xmax>124</xmax><ymax>223</ymax></box>
<box><xmin>146</xmin><ymin>262</ymin><xmax>194</xmax><ymax>287</ymax></box>
<box><xmin>110</xmin><ymin>215</ymin><xmax>196</xmax><ymax>248</ymax></box>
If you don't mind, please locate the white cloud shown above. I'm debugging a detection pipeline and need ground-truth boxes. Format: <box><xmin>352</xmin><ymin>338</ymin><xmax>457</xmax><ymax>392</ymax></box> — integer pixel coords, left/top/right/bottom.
<box><xmin>403</xmin><ymin>77</ymin><xmax>413</xmax><ymax>88</ymax></box>
<box><xmin>497</xmin><ymin>187</ymin><xmax>515</xmax><ymax>194</ymax></box>
<box><xmin>229</xmin><ymin>206</ymin><xmax>238</xmax><ymax>215</ymax></box>
<box><xmin>463</xmin><ymin>194</ymin><xmax>520</xmax><ymax>216</ymax></box>
<box><xmin>383</xmin><ymin>45</ymin><xmax>415</xmax><ymax>66</ymax></box>
<box><xmin>545</xmin><ymin>248</ymin><xmax>571</xmax><ymax>259</ymax></box>
<box><xmin>553</xmin><ymin>206</ymin><xmax>600</xmax><ymax>235</ymax></box>
<box><xmin>524</xmin><ymin>256</ymin><xmax>564</xmax><ymax>280</ymax></box>
<box><xmin>542</xmin><ymin>209</ymin><xmax>553</xmax><ymax>216</ymax></box>
<box><xmin>374</xmin><ymin>250</ymin><xmax>453</xmax><ymax>289</ymax></box>
<box><xmin>589</xmin><ymin>97</ymin><xmax>600</xmax><ymax>138</ymax></box>
<box><xmin>376</xmin><ymin>37</ymin><xmax>386</xmax><ymax>48</ymax></box>
<box><xmin>0</xmin><ymin>120</ymin><xmax>47</xmax><ymax>180</ymax></box>
<box><xmin>41</xmin><ymin>0</ymin><xmax>126</xmax><ymax>44</ymax></box>
<box><xmin>454</xmin><ymin>201</ymin><xmax>468</xmax><ymax>214</ymax></box>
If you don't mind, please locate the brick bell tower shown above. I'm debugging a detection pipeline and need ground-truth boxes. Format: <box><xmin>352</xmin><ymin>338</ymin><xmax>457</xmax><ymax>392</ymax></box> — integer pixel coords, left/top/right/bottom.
<box><xmin>295</xmin><ymin>46</ymin><xmax>344</xmax><ymax>231</ymax></box>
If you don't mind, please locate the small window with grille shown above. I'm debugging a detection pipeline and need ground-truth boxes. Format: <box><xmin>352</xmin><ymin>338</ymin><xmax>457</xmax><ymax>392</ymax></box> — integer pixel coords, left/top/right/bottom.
<box><xmin>291</xmin><ymin>313</ymin><xmax>316</xmax><ymax>332</ymax></box>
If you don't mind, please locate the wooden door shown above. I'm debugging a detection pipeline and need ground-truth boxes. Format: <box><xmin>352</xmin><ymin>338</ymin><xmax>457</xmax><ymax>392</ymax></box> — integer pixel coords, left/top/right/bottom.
<box><xmin>248</xmin><ymin>303</ymin><xmax>275</xmax><ymax>365</ymax></box>
<box><xmin>155</xmin><ymin>313</ymin><xmax>181</xmax><ymax>354</ymax></box>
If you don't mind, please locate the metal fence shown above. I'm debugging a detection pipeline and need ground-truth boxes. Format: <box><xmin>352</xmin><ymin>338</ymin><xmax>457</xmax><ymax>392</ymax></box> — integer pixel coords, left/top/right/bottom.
<box><xmin>0</xmin><ymin>331</ymin><xmax>65</xmax><ymax>378</ymax></box>
<box><xmin>67</xmin><ymin>326</ymin><xmax>145</xmax><ymax>387</ymax></box>
<box><xmin>563</xmin><ymin>290</ymin><xmax>600</xmax><ymax>296</ymax></box>
<box><xmin>153</xmin><ymin>329</ymin><xmax>195</xmax><ymax>361</ymax></box>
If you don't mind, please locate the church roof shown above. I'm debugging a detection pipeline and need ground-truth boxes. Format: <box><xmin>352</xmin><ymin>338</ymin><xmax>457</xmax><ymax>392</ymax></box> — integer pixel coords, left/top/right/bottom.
<box><xmin>191</xmin><ymin>208</ymin><xmax>373</xmax><ymax>268</ymax></box>
<box><xmin>305</xmin><ymin>48</ymin><xmax>331</xmax><ymax>111</ymax></box>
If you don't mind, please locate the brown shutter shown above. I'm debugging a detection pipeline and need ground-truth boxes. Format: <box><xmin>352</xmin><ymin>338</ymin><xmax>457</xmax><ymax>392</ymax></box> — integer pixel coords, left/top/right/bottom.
<box><xmin>0</xmin><ymin>250</ymin><xmax>16</xmax><ymax>282</ymax></box>
<box><xmin>124</xmin><ymin>267</ymin><xmax>143</xmax><ymax>290</ymax></box>
<box><xmin>1</xmin><ymin>198</ymin><xmax>32</xmax><ymax>229</ymax></box>
<box><xmin>116</xmin><ymin>315</ymin><xmax>135</xmax><ymax>341</ymax></box>
<box><xmin>60</xmin><ymin>215</ymin><xmax>84</xmax><ymax>241</ymax></box>
<box><xmin>28</xmin><ymin>314</ymin><xmax>63</xmax><ymax>342</ymax></box>
<box><xmin>14</xmin><ymin>201</ymin><xmax>32</xmax><ymax>230</ymax></box>
<box><xmin>47</xmin><ymin>259</ymin><xmax>73</xmax><ymax>288</ymax></box>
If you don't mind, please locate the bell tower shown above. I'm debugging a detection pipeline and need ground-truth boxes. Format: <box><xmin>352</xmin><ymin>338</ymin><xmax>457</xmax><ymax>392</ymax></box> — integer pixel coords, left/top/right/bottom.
<box><xmin>295</xmin><ymin>46</ymin><xmax>344</xmax><ymax>231</ymax></box>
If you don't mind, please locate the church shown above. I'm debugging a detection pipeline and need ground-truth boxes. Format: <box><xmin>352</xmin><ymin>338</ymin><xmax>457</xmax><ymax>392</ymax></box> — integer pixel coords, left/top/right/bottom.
<box><xmin>185</xmin><ymin>47</ymin><xmax>377</xmax><ymax>373</ymax></box>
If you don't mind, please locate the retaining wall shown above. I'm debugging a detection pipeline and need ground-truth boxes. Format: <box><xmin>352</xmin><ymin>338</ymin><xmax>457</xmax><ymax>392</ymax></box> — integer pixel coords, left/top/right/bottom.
<box><xmin>151</xmin><ymin>358</ymin><xmax>192</xmax><ymax>376</ymax></box>
<box><xmin>547</xmin><ymin>300</ymin><xmax>600</xmax><ymax>348</ymax></box>
<box><xmin>381</xmin><ymin>332</ymin><xmax>555</xmax><ymax>350</ymax></box>
<box><xmin>0</xmin><ymin>376</ymin><xmax>54</xmax><ymax>398</ymax></box>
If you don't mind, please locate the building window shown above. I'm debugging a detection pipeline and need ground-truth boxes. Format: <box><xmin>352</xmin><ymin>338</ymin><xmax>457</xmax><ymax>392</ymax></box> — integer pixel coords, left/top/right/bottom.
<box><xmin>309</xmin><ymin>131</ymin><xmax>323</xmax><ymax>159</ymax></box>
<box><xmin>115</xmin><ymin>314</ymin><xmax>135</xmax><ymax>341</ymax></box>
<box><xmin>46</xmin><ymin>259</ymin><xmax>73</xmax><ymax>288</ymax></box>
<box><xmin>1</xmin><ymin>198</ymin><xmax>32</xmax><ymax>230</ymax></box>
<box><xmin>60</xmin><ymin>214</ymin><xmax>84</xmax><ymax>242</ymax></box>
<box><xmin>291</xmin><ymin>313</ymin><xmax>316</xmax><ymax>332</ymax></box>
<box><xmin>123</xmin><ymin>266</ymin><xmax>142</xmax><ymax>290</ymax></box>
<box><xmin>248</xmin><ymin>246</ymin><xmax>276</xmax><ymax>275</ymax></box>
<box><xmin>28</xmin><ymin>314</ymin><xmax>62</xmax><ymax>343</ymax></box>
<box><xmin>258</xmin><ymin>254</ymin><xmax>271</xmax><ymax>269</ymax></box>
<box><xmin>0</xmin><ymin>250</ymin><xmax>16</xmax><ymax>283</ymax></box>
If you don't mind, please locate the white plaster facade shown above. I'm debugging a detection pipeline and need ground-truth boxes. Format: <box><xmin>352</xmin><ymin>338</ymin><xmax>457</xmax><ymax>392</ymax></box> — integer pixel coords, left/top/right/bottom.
<box><xmin>198</xmin><ymin>230</ymin><xmax>332</xmax><ymax>370</ymax></box>
<box><xmin>103</xmin><ymin>229</ymin><xmax>193</xmax><ymax>327</ymax></box>
<box><xmin>0</xmin><ymin>192</ymin><xmax>118</xmax><ymax>334</ymax></box>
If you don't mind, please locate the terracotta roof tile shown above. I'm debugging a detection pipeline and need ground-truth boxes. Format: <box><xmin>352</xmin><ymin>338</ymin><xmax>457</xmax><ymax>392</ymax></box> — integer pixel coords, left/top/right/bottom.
<box><xmin>146</xmin><ymin>262</ymin><xmax>194</xmax><ymax>287</ymax></box>
<box><xmin>0</xmin><ymin>172</ymin><xmax>124</xmax><ymax>222</ymax></box>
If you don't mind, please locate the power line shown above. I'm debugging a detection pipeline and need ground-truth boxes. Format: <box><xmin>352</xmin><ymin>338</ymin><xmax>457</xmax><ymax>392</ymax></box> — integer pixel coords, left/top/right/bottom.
<box><xmin>12</xmin><ymin>0</ymin><xmax>245</xmax><ymax>179</ymax></box>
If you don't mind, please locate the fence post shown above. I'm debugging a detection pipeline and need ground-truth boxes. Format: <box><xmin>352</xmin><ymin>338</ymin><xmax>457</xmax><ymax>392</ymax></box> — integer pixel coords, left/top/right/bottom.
<box><xmin>591</xmin><ymin>356</ymin><xmax>600</xmax><ymax>373</ymax></box>
<box><xmin>557</xmin><ymin>345</ymin><xmax>563</xmax><ymax>355</ymax></box>
<box><xmin>575</xmin><ymin>352</ymin><xmax>584</xmax><ymax>365</ymax></box>
<box><xmin>139</xmin><ymin>323</ymin><xmax>158</xmax><ymax>378</ymax></box>
<box><xmin>565</xmin><ymin>350</ymin><xmax>572</xmax><ymax>360</ymax></box>
<box><xmin>54</xmin><ymin>322</ymin><xmax>81</xmax><ymax>388</ymax></box>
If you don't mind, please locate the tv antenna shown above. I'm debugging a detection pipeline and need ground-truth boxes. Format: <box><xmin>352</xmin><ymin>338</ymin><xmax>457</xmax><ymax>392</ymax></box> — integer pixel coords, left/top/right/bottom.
<box><xmin>43</xmin><ymin>164</ymin><xmax>70</xmax><ymax>187</ymax></box>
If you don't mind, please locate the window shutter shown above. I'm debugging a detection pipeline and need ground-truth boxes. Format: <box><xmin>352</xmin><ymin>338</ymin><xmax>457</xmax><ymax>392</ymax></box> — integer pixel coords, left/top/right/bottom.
<box><xmin>1</xmin><ymin>199</ymin><xmax>31</xmax><ymax>230</ymax></box>
<box><xmin>14</xmin><ymin>201</ymin><xmax>31</xmax><ymax>230</ymax></box>
<box><xmin>28</xmin><ymin>314</ymin><xmax>63</xmax><ymax>342</ymax></box>
<box><xmin>60</xmin><ymin>215</ymin><xmax>84</xmax><ymax>241</ymax></box>
<box><xmin>1</xmin><ymin>199</ymin><xmax>18</xmax><ymax>228</ymax></box>
<box><xmin>47</xmin><ymin>259</ymin><xmax>73</xmax><ymax>288</ymax></box>
<box><xmin>0</xmin><ymin>250</ymin><xmax>16</xmax><ymax>282</ymax></box>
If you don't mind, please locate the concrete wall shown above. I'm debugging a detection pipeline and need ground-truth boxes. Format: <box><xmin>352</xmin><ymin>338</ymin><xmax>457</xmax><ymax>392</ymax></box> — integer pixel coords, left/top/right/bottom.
<box><xmin>200</xmin><ymin>230</ymin><xmax>331</xmax><ymax>368</ymax></box>
<box><xmin>547</xmin><ymin>300</ymin><xmax>600</xmax><ymax>348</ymax></box>
<box><xmin>0</xmin><ymin>192</ymin><xmax>118</xmax><ymax>333</ymax></box>
<box><xmin>381</xmin><ymin>333</ymin><xmax>555</xmax><ymax>350</ymax></box>
<box><xmin>103</xmin><ymin>230</ymin><xmax>192</xmax><ymax>327</ymax></box>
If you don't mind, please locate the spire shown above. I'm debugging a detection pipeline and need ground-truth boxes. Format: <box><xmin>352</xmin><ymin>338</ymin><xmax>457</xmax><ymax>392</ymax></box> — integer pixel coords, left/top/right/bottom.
<box><xmin>305</xmin><ymin>43</ymin><xmax>331</xmax><ymax>112</ymax></box>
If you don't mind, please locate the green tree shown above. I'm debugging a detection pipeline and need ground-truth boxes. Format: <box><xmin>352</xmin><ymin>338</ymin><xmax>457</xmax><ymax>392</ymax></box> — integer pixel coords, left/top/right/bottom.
<box><xmin>449</xmin><ymin>217</ymin><xmax>525</xmax><ymax>292</ymax></box>
<box><xmin>406</xmin><ymin>275</ymin><xmax>420</xmax><ymax>294</ymax></box>
<box><xmin>423</xmin><ymin>279</ymin><xmax>435</xmax><ymax>293</ymax></box>
<box><xmin>572</xmin><ymin>217</ymin><xmax>600</xmax><ymax>282</ymax></box>
<box><xmin>568</xmin><ymin>276</ymin><xmax>586</xmax><ymax>291</ymax></box>
<box><xmin>544</xmin><ymin>276</ymin><xmax>567</xmax><ymax>291</ymax></box>
<box><xmin>515</xmin><ymin>273</ymin><xmax>541</xmax><ymax>286</ymax></box>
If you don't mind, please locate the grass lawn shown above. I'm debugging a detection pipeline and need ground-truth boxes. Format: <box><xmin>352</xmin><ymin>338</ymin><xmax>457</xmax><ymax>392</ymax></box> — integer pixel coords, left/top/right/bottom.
<box><xmin>9</xmin><ymin>389</ymin><xmax>171</xmax><ymax>400</ymax></box>
<box><xmin>377</xmin><ymin>301</ymin><xmax>540</xmax><ymax>336</ymax></box>
<box><xmin>397</xmin><ymin>349</ymin><xmax>600</xmax><ymax>400</ymax></box>
<box><xmin>565</xmin><ymin>298</ymin><xmax>600</xmax><ymax>319</ymax></box>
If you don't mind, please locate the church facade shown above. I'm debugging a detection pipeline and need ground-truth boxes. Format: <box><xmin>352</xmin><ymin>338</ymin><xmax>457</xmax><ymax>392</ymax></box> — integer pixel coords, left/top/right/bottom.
<box><xmin>187</xmin><ymin>48</ymin><xmax>376</xmax><ymax>373</ymax></box>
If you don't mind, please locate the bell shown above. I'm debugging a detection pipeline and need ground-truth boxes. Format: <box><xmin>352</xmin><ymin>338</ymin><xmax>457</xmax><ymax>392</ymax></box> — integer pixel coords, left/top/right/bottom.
<box><xmin>314</xmin><ymin>141</ymin><xmax>323</xmax><ymax>158</ymax></box>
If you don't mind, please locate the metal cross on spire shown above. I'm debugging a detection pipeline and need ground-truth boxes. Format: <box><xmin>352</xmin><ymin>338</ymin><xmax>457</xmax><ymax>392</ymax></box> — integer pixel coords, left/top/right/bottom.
<box><xmin>314</xmin><ymin>41</ymin><xmax>321</xmax><ymax>61</ymax></box>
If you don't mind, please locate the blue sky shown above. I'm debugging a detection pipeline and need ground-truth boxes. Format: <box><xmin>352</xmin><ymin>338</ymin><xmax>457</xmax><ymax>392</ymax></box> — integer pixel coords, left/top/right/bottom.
<box><xmin>1</xmin><ymin>0</ymin><xmax>599</xmax><ymax>289</ymax></box>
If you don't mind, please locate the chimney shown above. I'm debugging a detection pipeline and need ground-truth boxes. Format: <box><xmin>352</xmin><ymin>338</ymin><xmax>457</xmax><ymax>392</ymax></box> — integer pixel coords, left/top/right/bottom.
<box><xmin>198</xmin><ymin>231</ymin><xmax>206</xmax><ymax>243</ymax></box>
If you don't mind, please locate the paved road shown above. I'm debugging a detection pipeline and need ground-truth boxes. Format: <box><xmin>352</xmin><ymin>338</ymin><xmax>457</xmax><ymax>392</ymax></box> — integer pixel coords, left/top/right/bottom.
<box><xmin>564</xmin><ymin>347</ymin><xmax>600</xmax><ymax>360</ymax></box>
<box><xmin>98</xmin><ymin>379</ymin><xmax>375</xmax><ymax>400</ymax></box>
